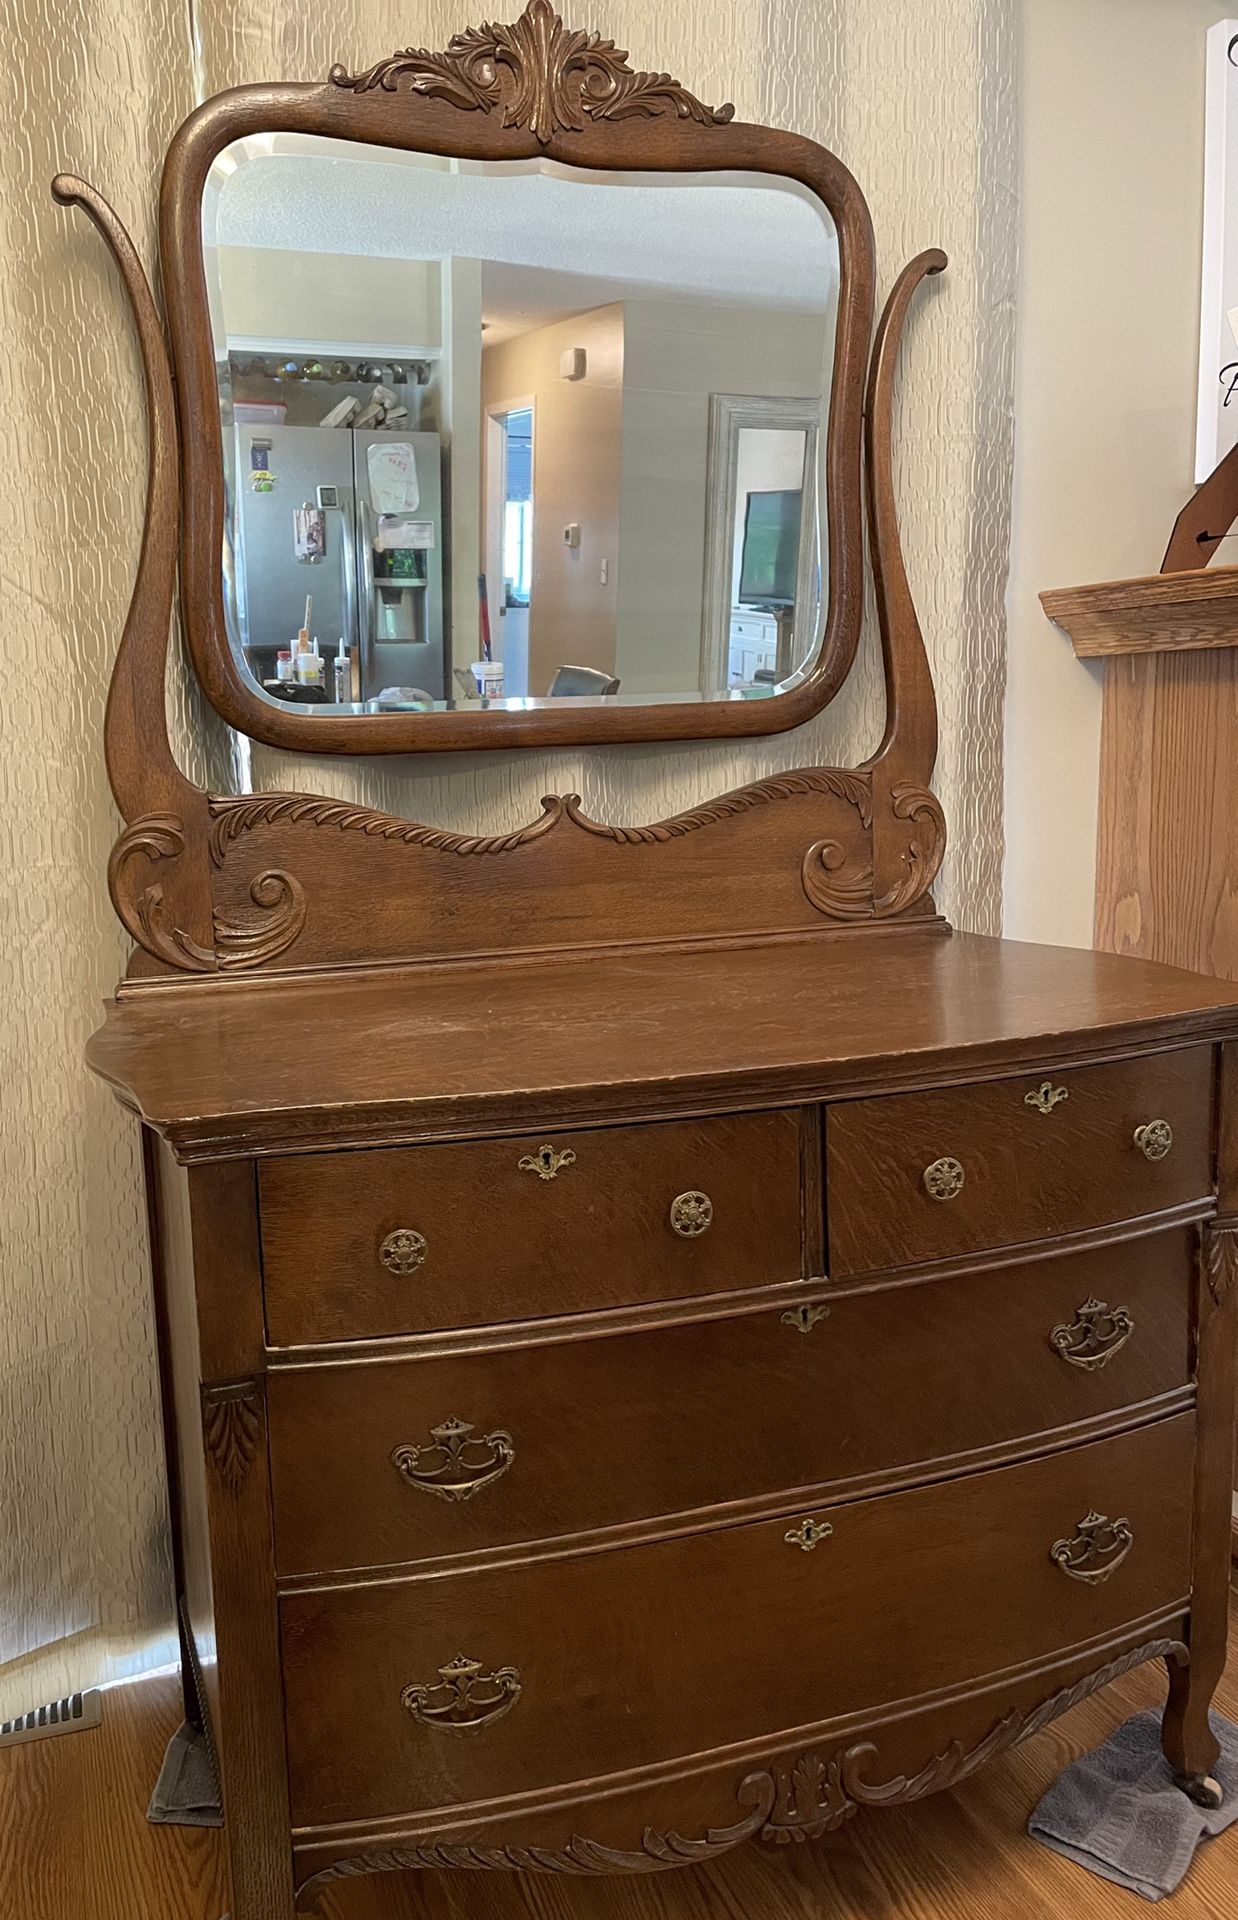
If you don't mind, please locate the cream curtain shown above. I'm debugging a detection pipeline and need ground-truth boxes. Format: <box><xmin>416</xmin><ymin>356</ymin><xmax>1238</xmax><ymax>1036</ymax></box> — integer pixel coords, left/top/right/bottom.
<box><xmin>0</xmin><ymin>0</ymin><xmax>1013</xmax><ymax>1715</ymax></box>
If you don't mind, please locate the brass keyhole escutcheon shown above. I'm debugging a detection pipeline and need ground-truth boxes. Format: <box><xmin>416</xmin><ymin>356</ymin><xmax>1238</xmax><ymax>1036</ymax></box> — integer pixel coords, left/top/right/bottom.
<box><xmin>923</xmin><ymin>1156</ymin><xmax>965</xmax><ymax>1202</ymax></box>
<box><xmin>379</xmin><ymin>1228</ymin><xmax>428</xmax><ymax>1276</ymax></box>
<box><xmin>518</xmin><ymin>1143</ymin><xmax>576</xmax><ymax>1181</ymax></box>
<box><xmin>1134</xmin><ymin>1120</ymin><xmax>1173</xmax><ymax>1162</ymax></box>
<box><xmin>670</xmin><ymin>1191</ymin><xmax>713</xmax><ymax>1237</ymax></box>
<box><xmin>781</xmin><ymin>1303</ymin><xmax>831</xmax><ymax>1334</ymax></box>
<box><xmin>1025</xmin><ymin>1080</ymin><xmax>1068</xmax><ymax>1116</ymax></box>
<box><xmin>786</xmin><ymin>1518</ymin><xmax>833</xmax><ymax>1553</ymax></box>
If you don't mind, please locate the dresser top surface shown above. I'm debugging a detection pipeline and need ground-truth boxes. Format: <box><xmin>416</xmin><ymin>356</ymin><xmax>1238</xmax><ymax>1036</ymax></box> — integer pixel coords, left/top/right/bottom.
<box><xmin>86</xmin><ymin>931</ymin><xmax>1238</xmax><ymax>1158</ymax></box>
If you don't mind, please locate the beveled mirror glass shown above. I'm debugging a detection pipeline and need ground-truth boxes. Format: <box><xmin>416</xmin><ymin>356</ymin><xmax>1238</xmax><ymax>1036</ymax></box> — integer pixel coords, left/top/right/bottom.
<box><xmin>202</xmin><ymin>138</ymin><xmax>838</xmax><ymax>724</ymax></box>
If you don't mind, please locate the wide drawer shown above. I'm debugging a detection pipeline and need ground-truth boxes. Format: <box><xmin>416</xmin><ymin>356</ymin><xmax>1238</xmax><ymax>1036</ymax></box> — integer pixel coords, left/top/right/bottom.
<box><xmin>280</xmin><ymin>1414</ymin><xmax>1194</xmax><ymax>1828</ymax></box>
<box><xmin>260</xmin><ymin>1110</ymin><xmax>804</xmax><ymax>1347</ymax></box>
<box><xmin>268</xmin><ymin>1226</ymin><xmax>1195</xmax><ymax>1577</ymax></box>
<box><xmin>826</xmin><ymin>1047</ymin><xmax>1213</xmax><ymax>1276</ymax></box>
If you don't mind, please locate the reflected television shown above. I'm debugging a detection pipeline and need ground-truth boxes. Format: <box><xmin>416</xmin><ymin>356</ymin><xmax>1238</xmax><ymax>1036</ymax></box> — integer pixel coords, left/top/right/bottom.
<box><xmin>738</xmin><ymin>488</ymin><xmax>801</xmax><ymax>608</ymax></box>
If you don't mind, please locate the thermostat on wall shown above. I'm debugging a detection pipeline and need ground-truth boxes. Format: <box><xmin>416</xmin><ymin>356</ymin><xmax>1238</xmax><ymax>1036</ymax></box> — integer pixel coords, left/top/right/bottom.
<box><xmin>563</xmin><ymin>523</ymin><xmax>581</xmax><ymax>548</ymax></box>
<box><xmin>559</xmin><ymin>347</ymin><xmax>587</xmax><ymax>381</ymax></box>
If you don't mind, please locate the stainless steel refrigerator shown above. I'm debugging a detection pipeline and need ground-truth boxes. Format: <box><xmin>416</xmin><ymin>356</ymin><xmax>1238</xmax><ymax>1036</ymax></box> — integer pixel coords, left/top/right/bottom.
<box><xmin>232</xmin><ymin>423</ymin><xmax>446</xmax><ymax>702</ymax></box>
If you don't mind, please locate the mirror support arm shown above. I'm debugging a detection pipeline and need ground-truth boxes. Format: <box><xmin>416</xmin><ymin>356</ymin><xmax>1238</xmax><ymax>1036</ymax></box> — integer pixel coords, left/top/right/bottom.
<box><xmin>864</xmin><ymin>248</ymin><xmax>947</xmax><ymax>785</ymax></box>
<box><xmin>52</xmin><ymin>175</ymin><xmax>216</xmax><ymax>974</ymax></box>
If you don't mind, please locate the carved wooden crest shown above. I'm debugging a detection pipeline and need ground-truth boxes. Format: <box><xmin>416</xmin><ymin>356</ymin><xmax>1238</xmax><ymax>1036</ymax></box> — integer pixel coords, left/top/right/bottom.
<box><xmin>329</xmin><ymin>0</ymin><xmax>735</xmax><ymax>145</ymax></box>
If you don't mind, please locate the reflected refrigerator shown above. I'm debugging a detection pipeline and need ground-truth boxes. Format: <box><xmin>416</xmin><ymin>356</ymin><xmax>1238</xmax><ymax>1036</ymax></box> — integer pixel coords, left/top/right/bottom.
<box><xmin>232</xmin><ymin>423</ymin><xmax>446</xmax><ymax>701</ymax></box>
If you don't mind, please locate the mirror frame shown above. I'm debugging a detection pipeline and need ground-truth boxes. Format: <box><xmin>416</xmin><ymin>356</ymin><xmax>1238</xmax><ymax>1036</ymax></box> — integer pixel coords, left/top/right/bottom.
<box><xmin>161</xmin><ymin>0</ymin><xmax>875</xmax><ymax>754</ymax></box>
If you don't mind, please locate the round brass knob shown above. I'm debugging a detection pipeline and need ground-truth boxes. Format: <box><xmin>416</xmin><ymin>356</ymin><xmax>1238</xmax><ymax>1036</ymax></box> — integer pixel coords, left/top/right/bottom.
<box><xmin>923</xmin><ymin>1156</ymin><xmax>965</xmax><ymax>1202</ymax></box>
<box><xmin>379</xmin><ymin>1227</ymin><xmax>427</xmax><ymax>1276</ymax></box>
<box><xmin>1134</xmin><ymin>1120</ymin><xmax>1173</xmax><ymax>1162</ymax></box>
<box><xmin>670</xmin><ymin>1191</ymin><xmax>713</xmax><ymax>1237</ymax></box>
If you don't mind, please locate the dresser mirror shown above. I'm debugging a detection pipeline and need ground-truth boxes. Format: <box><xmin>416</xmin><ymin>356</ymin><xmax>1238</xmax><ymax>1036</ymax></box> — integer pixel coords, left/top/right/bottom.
<box><xmin>205</xmin><ymin>137</ymin><xmax>837</xmax><ymax>725</ymax></box>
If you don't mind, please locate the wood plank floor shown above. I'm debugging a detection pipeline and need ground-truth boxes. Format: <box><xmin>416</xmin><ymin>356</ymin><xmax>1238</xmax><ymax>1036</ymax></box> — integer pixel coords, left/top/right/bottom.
<box><xmin>3</xmin><ymin>1607</ymin><xmax>1236</xmax><ymax>1920</ymax></box>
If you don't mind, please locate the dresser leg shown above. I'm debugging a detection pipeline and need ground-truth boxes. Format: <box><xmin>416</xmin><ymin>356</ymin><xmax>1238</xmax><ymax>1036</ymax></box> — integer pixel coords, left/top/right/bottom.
<box><xmin>1160</xmin><ymin>1217</ymin><xmax>1238</xmax><ymax>1804</ymax></box>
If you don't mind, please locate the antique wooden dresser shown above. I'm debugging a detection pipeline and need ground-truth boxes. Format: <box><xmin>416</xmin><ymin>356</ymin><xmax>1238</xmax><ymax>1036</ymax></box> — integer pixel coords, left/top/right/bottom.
<box><xmin>60</xmin><ymin>5</ymin><xmax>1236</xmax><ymax>1915</ymax></box>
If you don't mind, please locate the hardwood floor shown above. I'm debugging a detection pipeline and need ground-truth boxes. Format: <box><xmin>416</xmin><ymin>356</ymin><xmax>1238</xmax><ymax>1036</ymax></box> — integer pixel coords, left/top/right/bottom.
<box><xmin>4</xmin><ymin>1610</ymin><xmax>1236</xmax><ymax>1920</ymax></box>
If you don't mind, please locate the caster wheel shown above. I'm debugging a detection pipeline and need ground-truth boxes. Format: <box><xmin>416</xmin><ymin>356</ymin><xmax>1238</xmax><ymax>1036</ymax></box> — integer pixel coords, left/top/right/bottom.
<box><xmin>1176</xmin><ymin>1773</ymin><xmax>1224</xmax><ymax>1810</ymax></box>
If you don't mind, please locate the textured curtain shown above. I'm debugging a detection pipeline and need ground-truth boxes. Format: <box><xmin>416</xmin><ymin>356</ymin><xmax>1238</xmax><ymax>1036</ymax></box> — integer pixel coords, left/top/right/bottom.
<box><xmin>0</xmin><ymin>0</ymin><xmax>1013</xmax><ymax>1715</ymax></box>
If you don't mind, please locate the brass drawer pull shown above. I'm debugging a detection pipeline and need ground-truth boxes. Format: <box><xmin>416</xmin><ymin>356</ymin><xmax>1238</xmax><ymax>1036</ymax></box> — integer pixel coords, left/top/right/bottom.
<box><xmin>391</xmin><ymin>1417</ymin><xmax>514</xmax><ymax>1502</ymax></box>
<box><xmin>518</xmin><ymin>1143</ymin><xmax>576</xmax><ymax>1181</ymax></box>
<box><xmin>379</xmin><ymin>1228</ymin><xmax>427</xmax><ymax>1276</ymax></box>
<box><xmin>670</xmin><ymin>1190</ymin><xmax>713</xmax><ymax>1237</ymax></box>
<box><xmin>1025</xmin><ymin>1080</ymin><xmax>1068</xmax><ymax>1115</ymax></box>
<box><xmin>781</xmin><ymin>1303</ymin><xmax>830</xmax><ymax>1334</ymax></box>
<box><xmin>401</xmin><ymin>1654</ymin><xmax>521</xmax><ymax>1733</ymax></box>
<box><xmin>923</xmin><ymin>1156</ymin><xmax>965</xmax><ymax>1202</ymax></box>
<box><xmin>1050</xmin><ymin>1511</ymin><xmax>1133</xmax><ymax>1585</ymax></box>
<box><xmin>1050</xmin><ymin>1298</ymin><xmax>1134</xmax><ymax>1371</ymax></box>
<box><xmin>786</xmin><ymin>1517</ymin><xmax>833</xmax><ymax>1552</ymax></box>
<box><xmin>1134</xmin><ymin>1119</ymin><xmax>1173</xmax><ymax>1162</ymax></box>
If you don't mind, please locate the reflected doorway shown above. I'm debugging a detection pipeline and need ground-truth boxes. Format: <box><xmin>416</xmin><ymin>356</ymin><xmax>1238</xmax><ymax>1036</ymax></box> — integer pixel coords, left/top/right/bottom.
<box><xmin>484</xmin><ymin>402</ymin><xmax>535</xmax><ymax>698</ymax></box>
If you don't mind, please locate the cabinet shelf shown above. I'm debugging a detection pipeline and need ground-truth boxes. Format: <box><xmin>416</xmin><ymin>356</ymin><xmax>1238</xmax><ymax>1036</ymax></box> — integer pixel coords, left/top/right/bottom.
<box><xmin>1041</xmin><ymin>564</ymin><xmax>1238</xmax><ymax>657</ymax></box>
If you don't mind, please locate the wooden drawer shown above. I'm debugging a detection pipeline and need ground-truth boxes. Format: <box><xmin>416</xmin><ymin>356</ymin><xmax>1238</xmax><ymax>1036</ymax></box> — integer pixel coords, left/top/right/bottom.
<box><xmin>281</xmin><ymin>1414</ymin><xmax>1194</xmax><ymax>1828</ymax></box>
<box><xmin>827</xmin><ymin>1047</ymin><xmax>1213</xmax><ymax>1277</ymax></box>
<box><xmin>260</xmin><ymin>1110</ymin><xmax>805</xmax><ymax>1347</ymax></box>
<box><xmin>268</xmin><ymin>1226</ymin><xmax>1194</xmax><ymax>1577</ymax></box>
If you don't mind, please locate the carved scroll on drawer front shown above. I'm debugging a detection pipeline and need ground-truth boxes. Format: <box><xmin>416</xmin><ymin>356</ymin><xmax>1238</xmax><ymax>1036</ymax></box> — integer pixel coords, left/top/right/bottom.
<box><xmin>266</xmin><ymin>1227</ymin><xmax>1194</xmax><ymax>1579</ymax></box>
<box><xmin>258</xmin><ymin>1110</ymin><xmax>803</xmax><ymax>1346</ymax></box>
<box><xmin>278</xmin><ymin>1415</ymin><xmax>1195</xmax><ymax>1830</ymax></box>
<box><xmin>825</xmin><ymin>1046</ymin><xmax>1213</xmax><ymax>1277</ymax></box>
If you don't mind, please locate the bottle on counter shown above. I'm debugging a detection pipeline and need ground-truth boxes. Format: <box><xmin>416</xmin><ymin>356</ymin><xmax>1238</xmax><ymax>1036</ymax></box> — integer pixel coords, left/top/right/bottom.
<box><xmin>275</xmin><ymin>650</ymin><xmax>294</xmax><ymax>682</ymax></box>
<box><xmin>333</xmin><ymin>637</ymin><xmax>351</xmax><ymax>705</ymax></box>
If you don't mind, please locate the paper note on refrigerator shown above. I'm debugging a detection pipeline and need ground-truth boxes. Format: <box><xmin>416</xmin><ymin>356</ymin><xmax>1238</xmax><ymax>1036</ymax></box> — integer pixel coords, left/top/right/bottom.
<box><xmin>375</xmin><ymin>517</ymin><xmax>435</xmax><ymax>551</ymax></box>
<box><xmin>366</xmin><ymin>441</ymin><xmax>420</xmax><ymax>514</ymax></box>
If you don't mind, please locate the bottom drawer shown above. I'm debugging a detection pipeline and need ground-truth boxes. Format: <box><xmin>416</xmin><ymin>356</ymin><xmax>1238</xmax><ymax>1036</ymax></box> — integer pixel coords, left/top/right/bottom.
<box><xmin>281</xmin><ymin>1414</ymin><xmax>1194</xmax><ymax>1829</ymax></box>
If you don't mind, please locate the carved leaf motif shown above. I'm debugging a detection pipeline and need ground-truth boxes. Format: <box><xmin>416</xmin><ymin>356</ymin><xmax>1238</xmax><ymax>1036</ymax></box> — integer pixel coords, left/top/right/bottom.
<box><xmin>201</xmin><ymin>1384</ymin><xmax>262</xmax><ymax>1495</ymax></box>
<box><xmin>213</xmin><ymin>869</ymin><xmax>307</xmax><ymax>970</ymax></box>
<box><xmin>295</xmin><ymin>1637</ymin><xmax>1185</xmax><ymax>1899</ymax></box>
<box><xmin>1205</xmin><ymin>1226</ymin><xmax>1238</xmax><ymax>1307</ymax></box>
<box><xmin>107</xmin><ymin>815</ymin><xmax>216</xmax><ymax>972</ymax></box>
<box><xmin>801</xmin><ymin>782</ymin><xmax>946</xmax><ymax>923</ymax></box>
<box><xmin>208</xmin><ymin>774</ymin><xmax>873</xmax><ymax>865</ymax></box>
<box><xmin>328</xmin><ymin>0</ymin><xmax>734</xmax><ymax>145</ymax></box>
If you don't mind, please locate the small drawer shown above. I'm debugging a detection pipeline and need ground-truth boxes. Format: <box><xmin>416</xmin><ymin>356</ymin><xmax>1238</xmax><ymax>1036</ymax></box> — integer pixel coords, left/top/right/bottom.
<box><xmin>268</xmin><ymin>1226</ymin><xmax>1194</xmax><ymax>1577</ymax></box>
<box><xmin>826</xmin><ymin>1047</ymin><xmax>1213</xmax><ymax>1277</ymax></box>
<box><xmin>260</xmin><ymin>1110</ymin><xmax>805</xmax><ymax>1346</ymax></box>
<box><xmin>280</xmin><ymin>1414</ymin><xmax>1194</xmax><ymax>1830</ymax></box>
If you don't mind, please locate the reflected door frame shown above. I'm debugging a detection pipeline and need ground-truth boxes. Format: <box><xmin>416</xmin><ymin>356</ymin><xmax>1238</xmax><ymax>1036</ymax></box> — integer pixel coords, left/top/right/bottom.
<box><xmin>699</xmin><ymin>394</ymin><xmax>821</xmax><ymax>694</ymax></box>
<box><xmin>484</xmin><ymin>396</ymin><xmax>535</xmax><ymax>699</ymax></box>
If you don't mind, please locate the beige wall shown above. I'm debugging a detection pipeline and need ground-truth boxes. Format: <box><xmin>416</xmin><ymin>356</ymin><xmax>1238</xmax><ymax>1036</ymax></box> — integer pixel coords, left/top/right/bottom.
<box><xmin>213</xmin><ymin>245</ymin><xmax>441</xmax><ymax>349</ymax></box>
<box><xmin>482</xmin><ymin>304</ymin><xmax>624</xmax><ymax>695</ymax></box>
<box><xmin>2</xmin><ymin>0</ymin><xmax>1014</xmax><ymax>1717</ymax></box>
<box><xmin>1004</xmin><ymin>0</ymin><xmax>1232</xmax><ymax>946</ymax></box>
<box><xmin>617</xmin><ymin>300</ymin><xmax>830</xmax><ymax>696</ymax></box>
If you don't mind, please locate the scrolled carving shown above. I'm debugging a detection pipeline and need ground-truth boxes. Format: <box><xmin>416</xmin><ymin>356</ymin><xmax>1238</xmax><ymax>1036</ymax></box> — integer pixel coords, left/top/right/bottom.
<box><xmin>295</xmin><ymin>1637</ymin><xmax>1186</xmax><ymax>1897</ymax></box>
<box><xmin>108</xmin><ymin>815</ymin><xmax>215</xmax><ymax>972</ymax></box>
<box><xmin>562</xmin><ymin>772</ymin><xmax>873</xmax><ymax>845</ymax></box>
<box><xmin>329</xmin><ymin>0</ymin><xmax>735</xmax><ymax>146</ymax></box>
<box><xmin>214</xmin><ymin>869</ymin><xmax>307</xmax><ymax>970</ymax></box>
<box><xmin>1205</xmin><ymin>1225</ymin><xmax>1238</xmax><ymax>1307</ymax></box>
<box><xmin>201</xmin><ymin>1381</ymin><xmax>262</xmax><ymax>1495</ymax></box>
<box><xmin>800</xmin><ymin>783</ymin><xmax>946</xmax><ymax>923</ymax></box>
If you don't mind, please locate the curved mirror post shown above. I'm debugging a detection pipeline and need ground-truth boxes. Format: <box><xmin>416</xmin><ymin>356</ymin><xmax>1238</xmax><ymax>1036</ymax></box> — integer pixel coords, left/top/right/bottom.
<box><xmin>202</xmin><ymin>136</ymin><xmax>838</xmax><ymax>723</ymax></box>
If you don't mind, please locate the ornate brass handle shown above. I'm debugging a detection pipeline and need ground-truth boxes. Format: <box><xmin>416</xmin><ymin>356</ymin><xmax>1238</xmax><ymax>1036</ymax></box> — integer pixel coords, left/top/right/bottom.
<box><xmin>1025</xmin><ymin>1080</ymin><xmax>1069</xmax><ymax>1115</ymax></box>
<box><xmin>781</xmin><ymin>1303</ymin><xmax>831</xmax><ymax>1334</ymax></box>
<box><xmin>785</xmin><ymin>1517</ymin><xmax>834</xmax><ymax>1552</ymax></box>
<box><xmin>518</xmin><ymin>1143</ymin><xmax>576</xmax><ymax>1181</ymax></box>
<box><xmin>401</xmin><ymin>1654</ymin><xmax>521</xmax><ymax>1732</ymax></box>
<box><xmin>379</xmin><ymin>1228</ymin><xmax>427</xmax><ymax>1276</ymax></box>
<box><xmin>1050</xmin><ymin>1511</ymin><xmax>1134</xmax><ymax>1585</ymax></box>
<box><xmin>1134</xmin><ymin>1120</ymin><xmax>1173</xmax><ymax>1162</ymax></box>
<box><xmin>923</xmin><ymin>1156</ymin><xmax>965</xmax><ymax>1202</ymax></box>
<box><xmin>391</xmin><ymin>1417</ymin><xmax>514</xmax><ymax>1502</ymax></box>
<box><xmin>670</xmin><ymin>1190</ymin><xmax>713</xmax><ymax>1237</ymax></box>
<box><xmin>1050</xmin><ymin>1298</ymin><xmax>1134</xmax><ymax>1371</ymax></box>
